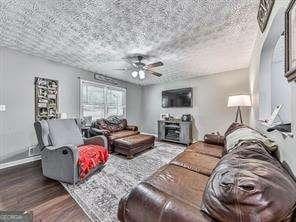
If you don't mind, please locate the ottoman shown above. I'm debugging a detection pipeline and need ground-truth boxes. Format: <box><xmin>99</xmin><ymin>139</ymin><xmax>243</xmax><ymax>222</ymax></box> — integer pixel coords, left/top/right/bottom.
<box><xmin>113</xmin><ymin>134</ymin><xmax>155</xmax><ymax>159</ymax></box>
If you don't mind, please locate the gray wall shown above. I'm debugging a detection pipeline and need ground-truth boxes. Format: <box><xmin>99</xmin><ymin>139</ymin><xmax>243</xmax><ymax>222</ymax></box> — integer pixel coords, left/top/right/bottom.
<box><xmin>0</xmin><ymin>47</ymin><xmax>251</xmax><ymax>162</ymax></box>
<box><xmin>0</xmin><ymin>47</ymin><xmax>142</xmax><ymax>160</ymax></box>
<box><xmin>141</xmin><ymin>68</ymin><xmax>250</xmax><ymax>140</ymax></box>
<box><xmin>271</xmin><ymin>36</ymin><xmax>291</xmax><ymax>123</ymax></box>
<box><xmin>249</xmin><ymin>0</ymin><xmax>296</xmax><ymax>176</ymax></box>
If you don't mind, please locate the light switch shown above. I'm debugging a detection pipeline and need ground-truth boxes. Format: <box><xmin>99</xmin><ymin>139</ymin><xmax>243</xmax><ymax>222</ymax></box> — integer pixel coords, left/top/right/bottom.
<box><xmin>0</xmin><ymin>105</ymin><xmax>6</xmax><ymax>112</ymax></box>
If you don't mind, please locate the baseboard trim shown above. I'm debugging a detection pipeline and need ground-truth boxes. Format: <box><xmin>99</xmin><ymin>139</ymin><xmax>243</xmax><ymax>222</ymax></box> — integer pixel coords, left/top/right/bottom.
<box><xmin>0</xmin><ymin>155</ymin><xmax>41</xmax><ymax>170</ymax></box>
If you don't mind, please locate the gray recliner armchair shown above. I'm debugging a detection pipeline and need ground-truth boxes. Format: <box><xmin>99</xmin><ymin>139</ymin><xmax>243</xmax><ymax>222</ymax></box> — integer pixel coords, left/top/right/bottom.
<box><xmin>34</xmin><ymin>119</ymin><xmax>108</xmax><ymax>184</ymax></box>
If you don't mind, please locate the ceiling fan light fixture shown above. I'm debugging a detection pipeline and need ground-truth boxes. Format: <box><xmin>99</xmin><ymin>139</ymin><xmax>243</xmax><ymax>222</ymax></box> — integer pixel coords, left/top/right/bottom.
<box><xmin>131</xmin><ymin>71</ymin><xmax>138</xmax><ymax>78</ymax></box>
<box><xmin>139</xmin><ymin>70</ymin><xmax>145</xmax><ymax>79</ymax></box>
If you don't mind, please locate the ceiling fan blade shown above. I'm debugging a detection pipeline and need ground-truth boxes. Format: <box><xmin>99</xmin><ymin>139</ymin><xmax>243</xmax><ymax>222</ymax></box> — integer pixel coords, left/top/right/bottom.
<box><xmin>113</xmin><ymin>68</ymin><xmax>133</xmax><ymax>71</ymax></box>
<box><xmin>148</xmin><ymin>70</ymin><xmax>162</xmax><ymax>77</ymax></box>
<box><xmin>145</xmin><ymin>61</ymin><xmax>164</xmax><ymax>69</ymax></box>
<box><xmin>124</xmin><ymin>58</ymin><xmax>138</xmax><ymax>68</ymax></box>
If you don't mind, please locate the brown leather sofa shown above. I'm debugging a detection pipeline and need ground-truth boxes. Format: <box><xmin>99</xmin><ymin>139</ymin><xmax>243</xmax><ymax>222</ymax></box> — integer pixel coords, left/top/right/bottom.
<box><xmin>118</xmin><ymin>142</ymin><xmax>223</xmax><ymax>222</ymax></box>
<box><xmin>90</xmin><ymin>117</ymin><xmax>139</xmax><ymax>152</ymax></box>
<box><xmin>118</xmin><ymin>124</ymin><xmax>296</xmax><ymax>222</ymax></box>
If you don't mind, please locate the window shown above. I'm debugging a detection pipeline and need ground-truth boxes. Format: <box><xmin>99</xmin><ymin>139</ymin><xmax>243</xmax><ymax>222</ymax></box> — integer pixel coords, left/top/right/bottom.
<box><xmin>80</xmin><ymin>80</ymin><xmax>126</xmax><ymax>120</ymax></box>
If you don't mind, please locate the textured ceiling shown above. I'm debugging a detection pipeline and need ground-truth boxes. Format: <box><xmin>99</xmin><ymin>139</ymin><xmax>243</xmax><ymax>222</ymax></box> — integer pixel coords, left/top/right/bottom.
<box><xmin>0</xmin><ymin>0</ymin><xmax>259</xmax><ymax>85</ymax></box>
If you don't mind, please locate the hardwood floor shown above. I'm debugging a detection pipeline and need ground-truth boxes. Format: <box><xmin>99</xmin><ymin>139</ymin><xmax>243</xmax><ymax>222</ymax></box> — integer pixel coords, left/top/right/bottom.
<box><xmin>0</xmin><ymin>161</ymin><xmax>89</xmax><ymax>222</ymax></box>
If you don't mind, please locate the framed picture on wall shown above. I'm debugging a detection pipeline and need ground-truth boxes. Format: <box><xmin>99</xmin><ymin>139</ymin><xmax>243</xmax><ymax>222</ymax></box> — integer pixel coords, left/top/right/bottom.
<box><xmin>285</xmin><ymin>0</ymin><xmax>296</xmax><ymax>82</ymax></box>
<box><xmin>34</xmin><ymin>77</ymin><xmax>59</xmax><ymax>121</ymax></box>
<box><xmin>257</xmin><ymin>0</ymin><xmax>275</xmax><ymax>33</ymax></box>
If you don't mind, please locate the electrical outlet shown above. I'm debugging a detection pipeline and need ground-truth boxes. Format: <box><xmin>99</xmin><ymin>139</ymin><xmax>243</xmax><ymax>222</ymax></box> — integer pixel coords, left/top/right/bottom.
<box><xmin>0</xmin><ymin>105</ymin><xmax>6</xmax><ymax>112</ymax></box>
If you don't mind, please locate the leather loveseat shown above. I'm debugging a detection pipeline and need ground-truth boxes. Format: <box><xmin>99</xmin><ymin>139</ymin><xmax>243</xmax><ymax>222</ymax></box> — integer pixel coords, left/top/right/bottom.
<box><xmin>89</xmin><ymin>116</ymin><xmax>139</xmax><ymax>152</ymax></box>
<box><xmin>118</xmin><ymin>123</ymin><xmax>296</xmax><ymax>222</ymax></box>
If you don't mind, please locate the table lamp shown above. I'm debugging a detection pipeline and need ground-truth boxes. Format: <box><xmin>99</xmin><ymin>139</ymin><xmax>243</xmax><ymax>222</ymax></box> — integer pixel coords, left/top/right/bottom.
<box><xmin>227</xmin><ymin>95</ymin><xmax>251</xmax><ymax>124</ymax></box>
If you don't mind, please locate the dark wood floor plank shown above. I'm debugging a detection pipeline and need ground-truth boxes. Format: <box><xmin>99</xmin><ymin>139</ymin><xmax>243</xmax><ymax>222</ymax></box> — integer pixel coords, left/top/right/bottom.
<box><xmin>0</xmin><ymin>161</ymin><xmax>89</xmax><ymax>222</ymax></box>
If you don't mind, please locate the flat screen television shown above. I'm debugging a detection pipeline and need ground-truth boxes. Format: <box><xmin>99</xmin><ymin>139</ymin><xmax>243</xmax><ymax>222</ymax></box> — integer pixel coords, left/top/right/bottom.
<box><xmin>162</xmin><ymin>88</ymin><xmax>193</xmax><ymax>108</ymax></box>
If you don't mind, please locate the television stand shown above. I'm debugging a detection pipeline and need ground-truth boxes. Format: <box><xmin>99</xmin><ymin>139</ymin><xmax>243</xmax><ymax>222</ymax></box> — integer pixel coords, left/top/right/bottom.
<box><xmin>158</xmin><ymin>119</ymin><xmax>192</xmax><ymax>145</ymax></box>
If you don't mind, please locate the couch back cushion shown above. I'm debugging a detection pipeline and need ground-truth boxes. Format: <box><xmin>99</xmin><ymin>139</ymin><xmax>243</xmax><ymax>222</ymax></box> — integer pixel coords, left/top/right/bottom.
<box><xmin>225</xmin><ymin>123</ymin><xmax>278</xmax><ymax>153</ymax></box>
<box><xmin>202</xmin><ymin>142</ymin><xmax>296</xmax><ymax>222</ymax></box>
<box><xmin>47</xmin><ymin>119</ymin><xmax>84</xmax><ymax>147</ymax></box>
<box><xmin>96</xmin><ymin>118</ymin><xmax>127</xmax><ymax>132</ymax></box>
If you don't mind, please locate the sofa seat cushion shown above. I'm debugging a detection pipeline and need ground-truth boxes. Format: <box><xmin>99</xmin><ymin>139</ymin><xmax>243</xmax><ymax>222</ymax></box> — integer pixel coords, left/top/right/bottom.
<box><xmin>109</xmin><ymin>130</ymin><xmax>140</xmax><ymax>141</ymax></box>
<box><xmin>171</xmin><ymin>150</ymin><xmax>220</xmax><ymax>176</ymax></box>
<box><xmin>187</xmin><ymin>142</ymin><xmax>223</xmax><ymax>158</ymax></box>
<box><xmin>117</xmin><ymin>142</ymin><xmax>222</xmax><ymax>222</ymax></box>
<box><xmin>145</xmin><ymin>164</ymin><xmax>210</xmax><ymax>208</ymax></box>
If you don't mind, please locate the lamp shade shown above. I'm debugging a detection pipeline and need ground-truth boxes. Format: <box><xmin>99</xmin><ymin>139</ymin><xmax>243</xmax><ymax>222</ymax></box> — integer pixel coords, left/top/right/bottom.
<box><xmin>227</xmin><ymin>95</ymin><xmax>251</xmax><ymax>107</ymax></box>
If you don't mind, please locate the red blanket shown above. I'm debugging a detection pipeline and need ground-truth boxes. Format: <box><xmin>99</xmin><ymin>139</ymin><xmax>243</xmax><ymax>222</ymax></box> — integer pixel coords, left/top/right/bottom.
<box><xmin>78</xmin><ymin>145</ymin><xmax>109</xmax><ymax>179</ymax></box>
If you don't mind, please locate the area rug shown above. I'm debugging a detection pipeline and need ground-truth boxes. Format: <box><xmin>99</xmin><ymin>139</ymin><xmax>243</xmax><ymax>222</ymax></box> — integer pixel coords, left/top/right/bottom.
<box><xmin>62</xmin><ymin>142</ymin><xmax>185</xmax><ymax>222</ymax></box>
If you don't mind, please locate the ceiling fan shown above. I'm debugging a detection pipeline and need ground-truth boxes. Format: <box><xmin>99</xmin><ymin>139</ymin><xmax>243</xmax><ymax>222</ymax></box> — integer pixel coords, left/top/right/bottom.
<box><xmin>114</xmin><ymin>55</ymin><xmax>164</xmax><ymax>80</ymax></box>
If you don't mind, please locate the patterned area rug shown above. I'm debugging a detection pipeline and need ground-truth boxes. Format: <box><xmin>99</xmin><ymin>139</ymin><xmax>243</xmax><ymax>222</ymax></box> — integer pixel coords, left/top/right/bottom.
<box><xmin>62</xmin><ymin>142</ymin><xmax>185</xmax><ymax>222</ymax></box>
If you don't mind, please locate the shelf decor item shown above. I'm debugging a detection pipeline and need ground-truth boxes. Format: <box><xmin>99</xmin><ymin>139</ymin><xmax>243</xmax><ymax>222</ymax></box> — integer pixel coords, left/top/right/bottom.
<box><xmin>227</xmin><ymin>95</ymin><xmax>252</xmax><ymax>124</ymax></box>
<box><xmin>257</xmin><ymin>0</ymin><xmax>275</xmax><ymax>33</ymax></box>
<box><xmin>34</xmin><ymin>77</ymin><xmax>59</xmax><ymax>121</ymax></box>
<box><xmin>285</xmin><ymin>0</ymin><xmax>296</xmax><ymax>82</ymax></box>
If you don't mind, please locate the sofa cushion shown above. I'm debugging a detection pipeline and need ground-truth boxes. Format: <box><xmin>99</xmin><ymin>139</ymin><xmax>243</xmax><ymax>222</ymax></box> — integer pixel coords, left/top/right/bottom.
<box><xmin>171</xmin><ymin>150</ymin><xmax>220</xmax><ymax>176</ymax></box>
<box><xmin>95</xmin><ymin>118</ymin><xmax>127</xmax><ymax>132</ymax></box>
<box><xmin>225</xmin><ymin>124</ymin><xmax>277</xmax><ymax>153</ymax></box>
<box><xmin>118</xmin><ymin>182</ymin><xmax>214</xmax><ymax>222</ymax></box>
<box><xmin>202</xmin><ymin>142</ymin><xmax>296</xmax><ymax>222</ymax></box>
<box><xmin>187</xmin><ymin>142</ymin><xmax>223</xmax><ymax>158</ymax></box>
<box><xmin>106</xmin><ymin>115</ymin><xmax>126</xmax><ymax>125</ymax></box>
<box><xmin>117</xmin><ymin>142</ymin><xmax>221</xmax><ymax>222</ymax></box>
<box><xmin>109</xmin><ymin>130</ymin><xmax>139</xmax><ymax>141</ymax></box>
<box><xmin>47</xmin><ymin>119</ymin><xmax>84</xmax><ymax>147</ymax></box>
<box><xmin>145</xmin><ymin>164</ymin><xmax>210</xmax><ymax>208</ymax></box>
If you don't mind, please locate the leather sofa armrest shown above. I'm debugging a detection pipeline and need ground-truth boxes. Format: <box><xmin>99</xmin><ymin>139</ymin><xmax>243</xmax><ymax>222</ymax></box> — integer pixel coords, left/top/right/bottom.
<box><xmin>83</xmin><ymin>135</ymin><xmax>108</xmax><ymax>149</ymax></box>
<box><xmin>118</xmin><ymin>193</ymin><xmax>129</xmax><ymax>222</ymax></box>
<box><xmin>204</xmin><ymin>134</ymin><xmax>225</xmax><ymax>146</ymax></box>
<box><xmin>126</xmin><ymin>125</ymin><xmax>138</xmax><ymax>131</ymax></box>
<box><xmin>118</xmin><ymin>182</ymin><xmax>213</xmax><ymax>222</ymax></box>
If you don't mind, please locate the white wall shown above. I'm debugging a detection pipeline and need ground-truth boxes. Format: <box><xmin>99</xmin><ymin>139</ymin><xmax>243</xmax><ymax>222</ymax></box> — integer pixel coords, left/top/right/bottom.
<box><xmin>249</xmin><ymin>1</ymin><xmax>291</xmax><ymax>126</ymax></box>
<box><xmin>0</xmin><ymin>47</ymin><xmax>142</xmax><ymax>160</ymax></box>
<box><xmin>249</xmin><ymin>0</ymin><xmax>296</xmax><ymax>175</ymax></box>
<box><xmin>271</xmin><ymin>36</ymin><xmax>291</xmax><ymax>123</ymax></box>
<box><xmin>141</xmin><ymin>68</ymin><xmax>250</xmax><ymax>140</ymax></box>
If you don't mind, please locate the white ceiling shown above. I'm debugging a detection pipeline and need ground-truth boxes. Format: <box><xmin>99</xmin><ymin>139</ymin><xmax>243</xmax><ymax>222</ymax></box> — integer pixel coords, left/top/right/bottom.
<box><xmin>0</xmin><ymin>0</ymin><xmax>259</xmax><ymax>85</ymax></box>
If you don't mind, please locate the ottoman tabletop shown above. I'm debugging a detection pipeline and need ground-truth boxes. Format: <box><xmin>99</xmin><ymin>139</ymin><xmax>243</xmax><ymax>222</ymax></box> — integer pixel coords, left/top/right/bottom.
<box><xmin>114</xmin><ymin>134</ymin><xmax>155</xmax><ymax>159</ymax></box>
<box><xmin>114</xmin><ymin>134</ymin><xmax>155</xmax><ymax>146</ymax></box>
